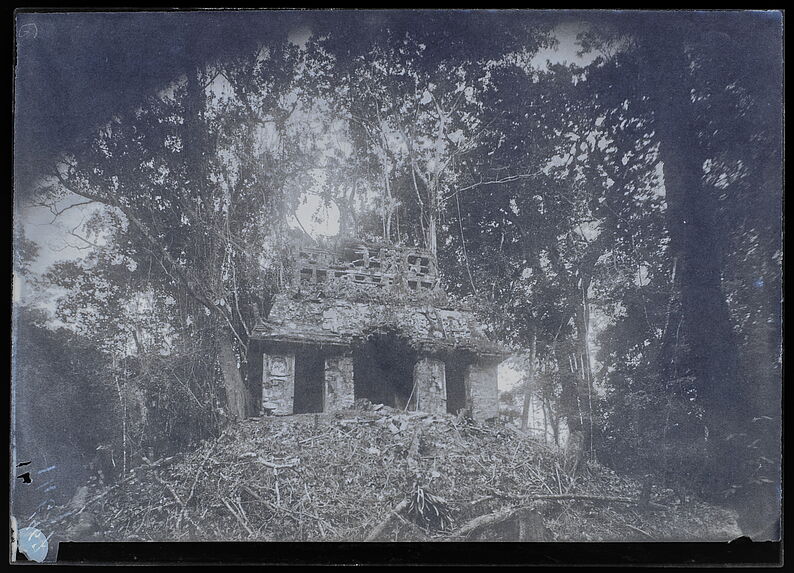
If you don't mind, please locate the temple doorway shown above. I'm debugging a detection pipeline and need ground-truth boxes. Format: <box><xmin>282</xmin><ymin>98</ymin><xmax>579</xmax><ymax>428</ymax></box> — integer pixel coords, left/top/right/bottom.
<box><xmin>445</xmin><ymin>357</ymin><xmax>468</xmax><ymax>415</ymax></box>
<box><xmin>293</xmin><ymin>349</ymin><xmax>325</xmax><ymax>414</ymax></box>
<box><xmin>353</xmin><ymin>331</ymin><xmax>417</xmax><ymax>410</ymax></box>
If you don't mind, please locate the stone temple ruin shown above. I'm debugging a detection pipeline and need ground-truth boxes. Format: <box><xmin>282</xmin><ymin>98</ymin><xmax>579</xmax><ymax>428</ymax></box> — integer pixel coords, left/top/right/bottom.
<box><xmin>249</xmin><ymin>237</ymin><xmax>510</xmax><ymax>420</ymax></box>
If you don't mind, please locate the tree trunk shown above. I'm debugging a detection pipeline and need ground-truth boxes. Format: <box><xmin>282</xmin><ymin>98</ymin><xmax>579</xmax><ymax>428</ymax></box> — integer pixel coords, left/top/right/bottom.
<box><xmin>551</xmin><ymin>408</ymin><xmax>560</xmax><ymax>447</ymax></box>
<box><xmin>427</xmin><ymin>209</ymin><xmax>438</xmax><ymax>255</ymax></box>
<box><xmin>553</xmin><ymin>341</ymin><xmax>582</xmax><ymax>438</ymax></box>
<box><xmin>520</xmin><ymin>332</ymin><xmax>537</xmax><ymax>432</ymax></box>
<box><xmin>218</xmin><ymin>336</ymin><xmax>248</xmax><ymax>421</ymax></box>
<box><xmin>575</xmin><ymin>288</ymin><xmax>595</xmax><ymax>457</ymax></box>
<box><xmin>645</xmin><ymin>29</ymin><xmax>748</xmax><ymax>493</ymax></box>
<box><xmin>564</xmin><ymin>429</ymin><xmax>586</xmax><ymax>476</ymax></box>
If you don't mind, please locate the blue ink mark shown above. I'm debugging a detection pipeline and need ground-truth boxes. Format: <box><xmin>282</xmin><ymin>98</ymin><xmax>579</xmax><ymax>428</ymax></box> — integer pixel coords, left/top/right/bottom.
<box><xmin>36</xmin><ymin>479</ymin><xmax>54</xmax><ymax>490</ymax></box>
<box><xmin>18</xmin><ymin>527</ymin><xmax>48</xmax><ymax>562</ymax></box>
<box><xmin>38</xmin><ymin>465</ymin><xmax>57</xmax><ymax>474</ymax></box>
<box><xmin>35</xmin><ymin>499</ymin><xmax>55</xmax><ymax>511</ymax></box>
<box><xmin>754</xmin><ymin>278</ymin><xmax>764</xmax><ymax>288</ymax></box>
<box><xmin>44</xmin><ymin>485</ymin><xmax>57</xmax><ymax>493</ymax></box>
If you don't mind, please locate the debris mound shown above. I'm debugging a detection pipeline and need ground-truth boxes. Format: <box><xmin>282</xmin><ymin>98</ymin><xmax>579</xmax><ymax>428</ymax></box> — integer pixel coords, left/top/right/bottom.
<box><xmin>37</xmin><ymin>408</ymin><xmax>742</xmax><ymax>542</ymax></box>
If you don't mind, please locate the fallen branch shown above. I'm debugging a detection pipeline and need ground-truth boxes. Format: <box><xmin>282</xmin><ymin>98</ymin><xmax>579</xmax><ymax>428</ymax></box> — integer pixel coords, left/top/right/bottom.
<box><xmin>221</xmin><ymin>497</ymin><xmax>255</xmax><ymax>537</ymax></box>
<box><xmin>365</xmin><ymin>498</ymin><xmax>410</xmax><ymax>541</ymax></box>
<box><xmin>241</xmin><ymin>484</ymin><xmax>277</xmax><ymax>512</ymax></box>
<box><xmin>624</xmin><ymin>523</ymin><xmax>655</xmax><ymax>539</ymax></box>
<box><xmin>466</xmin><ymin>495</ymin><xmax>496</xmax><ymax>507</ymax></box>
<box><xmin>482</xmin><ymin>490</ymin><xmax>669</xmax><ymax>510</ymax></box>
<box><xmin>299</xmin><ymin>431</ymin><xmax>334</xmax><ymax>445</ymax></box>
<box><xmin>184</xmin><ymin>446</ymin><xmax>215</xmax><ymax>508</ymax></box>
<box><xmin>394</xmin><ymin>510</ymin><xmax>430</xmax><ymax>540</ymax></box>
<box><xmin>450</xmin><ymin>493</ymin><xmax>669</xmax><ymax>540</ymax></box>
<box><xmin>242</xmin><ymin>484</ymin><xmax>334</xmax><ymax>536</ymax></box>
<box><xmin>254</xmin><ymin>456</ymin><xmax>300</xmax><ymax>470</ymax></box>
<box><xmin>154</xmin><ymin>474</ymin><xmax>184</xmax><ymax>508</ymax></box>
<box><xmin>524</xmin><ymin>493</ymin><xmax>669</xmax><ymax>510</ymax></box>
<box><xmin>451</xmin><ymin>503</ymin><xmax>547</xmax><ymax>540</ymax></box>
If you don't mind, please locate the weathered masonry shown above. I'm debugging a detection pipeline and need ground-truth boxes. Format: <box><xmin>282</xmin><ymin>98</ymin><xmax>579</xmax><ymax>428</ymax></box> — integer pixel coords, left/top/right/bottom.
<box><xmin>249</xmin><ymin>238</ymin><xmax>510</xmax><ymax>420</ymax></box>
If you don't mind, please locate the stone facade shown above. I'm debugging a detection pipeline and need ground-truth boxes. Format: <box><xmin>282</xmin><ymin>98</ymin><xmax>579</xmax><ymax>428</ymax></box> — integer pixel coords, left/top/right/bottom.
<box><xmin>414</xmin><ymin>357</ymin><xmax>447</xmax><ymax>414</ymax></box>
<box><xmin>466</xmin><ymin>362</ymin><xmax>500</xmax><ymax>421</ymax></box>
<box><xmin>293</xmin><ymin>239</ymin><xmax>439</xmax><ymax>296</ymax></box>
<box><xmin>262</xmin><ymin>353</ymin><xmax>295</xmax><ymax>415</ymax></box>
<box><xmin>251</xmin><ymin>237</ymin><xmax>510</xmax><ymax>420</ymax></box>
<box><xmin>252</xmin><ymin>296</ymin><xmax>505</xmax><ymax>358</ymax></box>
<box><xmin>324</xmin><ymin>354</ymin><xmax>355</xmax><ymax>412</ymax></box>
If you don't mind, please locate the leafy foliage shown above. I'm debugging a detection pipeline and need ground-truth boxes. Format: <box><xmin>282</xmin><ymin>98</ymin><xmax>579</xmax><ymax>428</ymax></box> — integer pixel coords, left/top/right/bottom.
<box><xmin>12</xmin><ymin>306</ymin><xmax>118</xmax><ymax>515</ymax></box>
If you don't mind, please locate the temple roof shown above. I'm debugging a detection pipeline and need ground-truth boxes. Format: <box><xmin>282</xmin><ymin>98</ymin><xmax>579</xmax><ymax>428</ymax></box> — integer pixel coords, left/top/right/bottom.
<box><xmin>251</xmin><ymin>293</ymin><xmax>510</xmax><ymax>360</ymax></box>
<box><xmin>286</xmin><ymin>237</ymin><xmax>445</xmax><ymax>302</ymax></box>
<box><xmin>251</xmin><ymin>237</ymin><xmax>511</xmax><ymax>360</ymax></box>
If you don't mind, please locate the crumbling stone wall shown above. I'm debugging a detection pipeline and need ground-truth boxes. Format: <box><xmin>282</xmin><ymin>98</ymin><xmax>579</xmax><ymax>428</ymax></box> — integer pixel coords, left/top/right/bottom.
<box><xmin>466</xmin><ymin>362</ymin><xmax>499</xmax><ymax>421</ymax></box>
<box><xmin>414</xmin><ymin>357</ymin><xmax>447</xmax><ymax>415</ymax></box>
<box><xmin>292</xmin><ymin>238</ymin><xmax>440</xmax><ymax>298</ymax></box>
<box><xmin>255</xmin><ymin>295</ymin><xmax>505</xmax><ymax>357</ymax></box>
<box><xmin>262</xmin><ymin>353</ymin><xmax>295</xmax><ymax>415</ymax></box>
<box><xmin>253</xmin><ymin>237</ymin><xmax>510</xmax><ymax>420</ymax></box>
<box><xmin>324</xmin><ymin>354</ymin><xmax>355</xmax><ymax>412</ymax></box>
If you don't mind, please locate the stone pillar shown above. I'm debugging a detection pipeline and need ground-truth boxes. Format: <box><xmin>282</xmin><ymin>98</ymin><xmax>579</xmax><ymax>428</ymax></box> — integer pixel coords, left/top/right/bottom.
<box><xmin>414</xmin><ymin>357</ymin><xmax>447</xmax><ymax>414</ymax></box>
<box><xmin>324</xmin><ymin>354</ymin><xmax>355</xmax><ymax>412</ymax></box>
<box><xmin>466</xmin><ymin>362</ymin><xmax>499</xmax><ymax>421</ymax></box>
<box><xmin>262</xmin><ymin>353</ymin><xmax>295</xmax><ymax>415</ymax></box>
